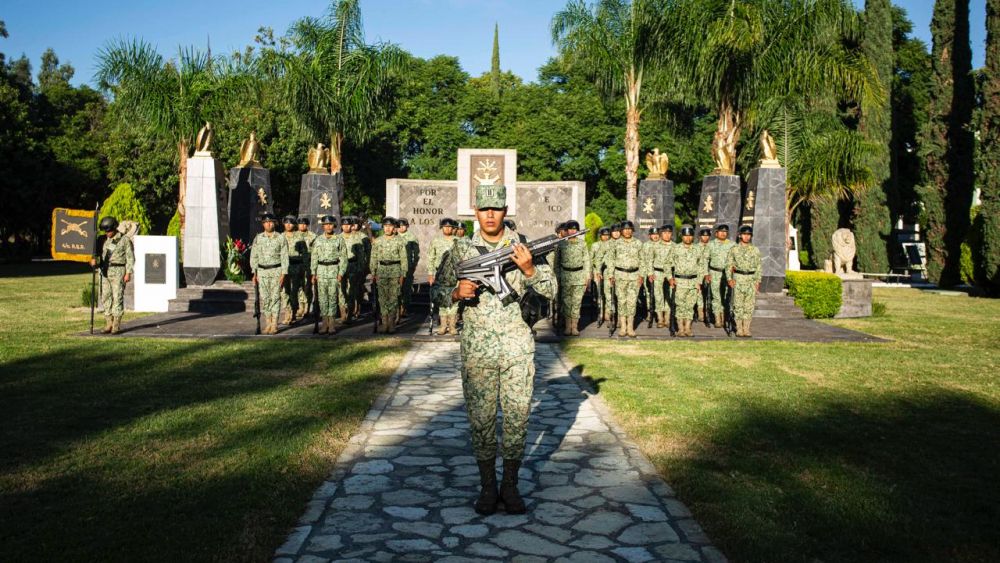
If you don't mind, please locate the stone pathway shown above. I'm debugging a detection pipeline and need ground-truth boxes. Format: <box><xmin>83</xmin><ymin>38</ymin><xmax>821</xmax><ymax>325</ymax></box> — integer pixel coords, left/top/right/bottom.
<box><xmin>275</xmin><ymin>342</ymin><xmax>726</xmax><ymax>563</ymax></box>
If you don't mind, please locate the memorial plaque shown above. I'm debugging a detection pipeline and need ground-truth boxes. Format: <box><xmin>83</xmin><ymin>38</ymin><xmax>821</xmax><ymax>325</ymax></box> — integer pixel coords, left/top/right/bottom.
<box><xmin>50</xmin><ymin>207</ymin><xmax>97</xmax><ymax>262</ymax></box>
<box><xmin>228</xmin><ymin>166</ymin><xmax>273</xmax><ymax>244</ymax></box>
<box><xmin>298</xmin><ymin>172</ymin><xmax>343</xmax><ymax>235</ymax></box>
<box><xmin>386</xmin><ymin>179</ymin><xmax>459</xmax><ymax>266</ymax></box>
<box><xmin>515</xmin><ymin>182</ymin><xmax>584</xmax><ymax>242</ymax></box>
<box><xmin>457</xmin><ymin>148</ymin><xmax>517</xmax><ymax>215</ymax></box>
<box><xmin>637</xmin><ymin>179</ymin><xmax>675</xmax><ymax>241</ymax></box>
<box><xmin>747</xmin><ymin>167</ymin><xmax>787</xmax><ymax>293</ymax></box>
<box><xmin>145</xmin><ymin>253</ymin><xmax>166</xmax><ymax>284</ymax></box>
<box><xmin>696</xmin><ymin>175</ymin><xmax>741</xmax><ymax>233</ymax></box>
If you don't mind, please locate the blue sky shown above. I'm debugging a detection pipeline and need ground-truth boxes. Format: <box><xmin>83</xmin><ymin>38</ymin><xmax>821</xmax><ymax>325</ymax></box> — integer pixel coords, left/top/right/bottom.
<box><xmin>1</xmin><ymin>0</ymin><xmax>988</xmax><ymax>88</ymax></box>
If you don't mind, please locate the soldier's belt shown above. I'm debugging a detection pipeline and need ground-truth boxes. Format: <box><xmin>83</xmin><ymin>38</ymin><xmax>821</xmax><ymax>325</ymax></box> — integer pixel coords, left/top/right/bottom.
<box><xmin>289</xmin><ymin>257</ymin><xmax>303</xmax><ymax>264</ymax></box>
<box><xmin>108</xmin><ymin>263</ymin><xmax>126</xmax><ymax>267</ymax></box>
<box><xmin>379</xmin><ymin>260</ymin><xmax>401</xmax><ymax>265</ymax></box>
<box><xmin>318</xmin><ymin>260</ymin><xmax>340</xmax><ymax>266</ymax></box>
<box><xmin>561</xmin><ymin>266</ymin><xmax>584</xmax><ymax>272</ymax></box>
<box><xmin>258</xmin><ymin>263</ymin><xmax>281</xmax><ymax>270</ymax></box>
<box><xmin>616</xmin><ymin>267</ymin><xmax>639</xmax><ymax>273</ymax></box>
<box><xmin>347</xmin><ymin>257</ymin><xmax>358</xmax><ymax>262</ymax></box>
<box><xmin>653</xmin><ymin>268</ymin><xmax>666</xmax><ymax>273</ymax></box>
<box><xmin>674</xmin><ymin>274</ymin><xmax>698</xmax><ymax>279</ymax></box>
<box><xmin>734</xmin><ymin>269</ymin><xmax>757</xmax><ymax>275</ymax></box>
<box><xmin>709</xmin><ymin>266</ymin><xmax>725</xmax><ymax>273</ymax></box>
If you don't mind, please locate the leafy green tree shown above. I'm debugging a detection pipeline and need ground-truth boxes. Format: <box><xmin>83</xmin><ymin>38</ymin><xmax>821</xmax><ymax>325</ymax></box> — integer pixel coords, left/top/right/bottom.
<box><xmin>552</xmin><ymin>0</ymin><xmax>675</xmax><ymax>220</ymax></box>
<box><xmin>891</xmin><ymin>7</ymin><xmax>933</xmax><ymax>219</ymax></box>
<box><xmin>917</xmin><ymin>0</ymin><xmax>976</xmax><ymax>285</ymax></box>
<box><xmin>979</xmin><ymin>0</ymin><xmax>1000</xmax><ymax>294</ymax></box>
<box><xmin>100</xmin><ymin>183</ymin><xmax>152</xmax><ymax>234</ymax></box>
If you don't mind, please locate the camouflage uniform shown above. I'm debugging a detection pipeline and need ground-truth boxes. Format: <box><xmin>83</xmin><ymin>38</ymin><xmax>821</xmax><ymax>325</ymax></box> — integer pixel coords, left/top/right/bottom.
<box><xmin>428</xmin><ymin>234</ymin><xmax>460</xmax><ymax>334</ymax></box>
<box><xmin>298</xmin><ymin>229</ymin><xmax>316</xmax><ymax>313</ymax></box>
<box><xmin>727</xmin><ymin>243</ymin><xmax>761</xmax><ymax>321</ymax></box>
<box><xmin>432</xmin><ymin>226</ymin><xmax>556</xmax><ymax>461</ymax></box>
<box><xmin>640</xmin><ymin>238</ymin><xmax>659</xmax><ymax>319</ymax></box>
<box><xmin>671</xmin><ymin>243</ymin><xmax>706</xmax><ymax>323</ymax></box>
<box><xmin>557</xmin><ymin>237</ymin><xmax>591</xmax><ymax>333</ymax></box>
<box><xmin>695</xmin><ymin>240</ymin><xmax>711</xmax><ymax>321</ymax></box>
<box><xmin>250</xmin><ymin>231</ymin><xmax>289</xmax><ymax>334</ymax></box>
<box><xmin>369</xmin><ymin>234</ymin><xmax>408</xmax><ymax>332</ymax></box>
<box><xmin>311</xmin><ymin>233</ymin><xmax>348</xmax><ymax>323</ymax></box>
<box><xmin>650</xmin><ymin>237</ymin><xmax>675</xmax><ymax>325</ymax></box>
<box><xmin>707</xmin><ymin>238</ymin><xmax>735</xmax><ymax>325</ymax></box>
<box><xmin>97</xmin><ymin>231</ymin><xmax>135</xmax><ymax>325</ymax></box>
<box><xmin>281</xmin><ymin>231</ymin><xmax>309</xmax><ymax>322</ymax></box>
<box><xmin>342</xmin><ymin>229</ymin><xmax>365</xmax><ymax>319</ymax></box>
<box><xmin>592</xmin><ymin>239</ymin><xmax>615</xmax><ymax>321</ymax></box>
<box><xmin>399</xmin><ymin>230</ymin><xmax>420</xmax><ymax>312</ymax></box>
<box><xmin>610</xmin><ymin>237</ymin><xmax>643</xmax><ymax>336</ymax></box>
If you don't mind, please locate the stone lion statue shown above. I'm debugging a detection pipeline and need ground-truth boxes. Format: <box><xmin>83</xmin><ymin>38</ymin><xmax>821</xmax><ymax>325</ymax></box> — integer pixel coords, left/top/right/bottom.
<box><xmin>831</xmin><ymin>228</ymin><xmax>856</xmax><ymax>275</ymax></box>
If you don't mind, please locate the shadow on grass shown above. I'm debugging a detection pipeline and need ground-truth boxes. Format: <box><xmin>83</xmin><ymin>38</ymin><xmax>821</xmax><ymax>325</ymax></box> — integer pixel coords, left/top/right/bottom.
<box><xmin>0</xmin><ymin>336</ymin><xmax>410</xmax><ymax>562</ymax></box>
<box><xmin>0</xmin><ymin>261</ymin><xmax>92</xmax><ymax>278</ymax></box>
<box><xmin>665</xmin><ymin>390</ymin><xmax>1000</xmax><ymax>563</ymax></box>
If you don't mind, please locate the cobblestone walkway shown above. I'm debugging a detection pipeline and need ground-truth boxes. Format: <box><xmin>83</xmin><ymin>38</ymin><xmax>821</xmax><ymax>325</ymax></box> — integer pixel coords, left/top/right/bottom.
<box><xmin>275</xmin><ymin>342</ymin><xmax>726</xmax><ymax>563</ymax></box>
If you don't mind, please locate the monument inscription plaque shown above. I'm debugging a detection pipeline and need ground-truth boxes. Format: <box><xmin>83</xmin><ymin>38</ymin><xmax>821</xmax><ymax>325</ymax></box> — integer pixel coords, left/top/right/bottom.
<box><xmin>386</xmin><ymin>179</ymin><xmax>459</xmax><ymax>266</ymax></box>
<box><xmin>145</xmin><ymin>253</ymin><xmax>166</xmax><ymax>284</ymax></box>
<box><xmin>515</xmin><ymin>182</ymin><xmax>585</xmax><ymax>241</ymax></box>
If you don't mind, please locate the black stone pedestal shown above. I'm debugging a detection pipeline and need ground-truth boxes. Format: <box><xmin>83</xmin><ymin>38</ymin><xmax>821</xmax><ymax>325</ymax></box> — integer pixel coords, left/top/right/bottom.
<box><xmin>637</xmin><ymin>179</ymin><xmax>674</xmax><ymax>241</ymax></box>
<box><xmin>747</xmin><ymin>167</ymin><xmax>787</xmax><ymax>293</ymax></box>
<box><xmin>696</xmin><ymin>175</ymin><xmax>741</xmax><ymax>233</ymax></box>
<box><xmin>299</xmin><ymin>173</ymin><xmax>344</xmax><ymax>235</ymax></box>
<box><xmin>228</xmin><ymin>166</ymin><xmax>273</xmax><ymax>244</ymax></box>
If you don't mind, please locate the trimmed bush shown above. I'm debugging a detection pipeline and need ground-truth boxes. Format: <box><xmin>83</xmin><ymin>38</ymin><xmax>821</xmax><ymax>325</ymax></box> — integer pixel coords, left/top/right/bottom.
<box><xmin>584</xmin><ymin>212</ymin><xmax>603</xmax><ymax>246</ymax></box>
<box><xmin>785</xmin><ymin>271</ymin><xmax>842</xmax><ymax>319</ymax></box>
<box><xmin>81</xmin><ymin>281</ymin><xmax>97</xmax><ymax>307</ymax></box>
<box><xmin>872</xmin><ymin>301</ymin><xmax>888</xmax><ymax>317</ymax></box>
<box><xmin>167</xmin><ymin>210</ymin><xmax>182</xmax><ymax>261</ymax></box>
<box><xmin>99</xmin><ymin>183</ymin><xmax>152</xmax><ymax>235</ymax></box>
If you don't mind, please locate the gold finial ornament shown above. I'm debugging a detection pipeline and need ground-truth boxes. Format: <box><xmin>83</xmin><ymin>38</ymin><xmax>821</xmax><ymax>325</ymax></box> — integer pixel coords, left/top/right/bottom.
<box><xmin>644</xmin><ymin>148</ymin><xmax>670</xmax><ymax>179</ymax></box>
<box><xmin>711</xmin><ymin>129</ymin><xmax>735</xmax><ymax>175</ymax></box>
<box><xmin>238</xmin><ymin>131</ymin><xmax>263</xmax><ymax>168</ymax></box>
<box><xmin>759</xmin><ymin>130</ymin><xmax>781</xmax><ymax>168</ymax></box>
<box><xmin>307</xmin><ymin>143</ymin><xmax>331</xmax><ymax>173</ymax></box>
<box><xmin>195</xmin><ymin>122</ymin><xmax>214</xmax><ymax>155</ymax></box>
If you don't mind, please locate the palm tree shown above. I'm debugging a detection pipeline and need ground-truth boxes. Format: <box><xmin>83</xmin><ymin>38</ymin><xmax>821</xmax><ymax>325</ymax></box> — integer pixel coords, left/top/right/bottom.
<box><xmin>95</xmin><ymin>40</ymin><xmax>252</xmax><ymax>231</ymax></box>
<box><xmin>274</xmin><ymin>0</ymin><xmax>404</xmax><ymax>174</ymax></box>
<box><xmin>552</xmin><ymin>0</ymin><xmax>676</xmax><ymax>220</ymax></box>
<box><xmin>672</xmin><ymin>0</ymin><xmax>883</xmax><ymax>174</ymax></box>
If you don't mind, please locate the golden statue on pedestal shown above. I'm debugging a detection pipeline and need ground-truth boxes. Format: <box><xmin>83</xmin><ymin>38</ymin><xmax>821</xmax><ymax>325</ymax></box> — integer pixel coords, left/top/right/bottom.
<box><xmin>758</xmin><ymin>130</ymin><xmax>781</xmax><ymax>168</ymax></box>
<box><xmin>307</xmin><ymin>143</ymin><xmax>331</xmax><ymax>173</ymax></box>
<box><xmin>711</xmin><ymin>128</ymin><xmax>735</xmax><ymax>176</ymax></box>
<box><xmin>644</xmin><ymin>148</ymin><xmax>670</xmax><ymax>179</ymax></box>
<box><xmin>194</xmin><ymin>122</ymin><xmax>213</xmax><ymax>155</ymax></box>
<box><xmin>238</xmin><ymin>131</ymin><xmax>263</xmax><ymax>168</ymax></box>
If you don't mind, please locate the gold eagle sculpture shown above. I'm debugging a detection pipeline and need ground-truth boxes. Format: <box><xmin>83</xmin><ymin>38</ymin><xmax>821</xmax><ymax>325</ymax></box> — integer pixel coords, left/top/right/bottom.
<box><xmin>238</xmin><ymin>131</ymin><xmax>263</xmax><ymax>168</ymax></box>
<box><xmin>644</xmin><ymin>148</ymin><xmax>670</xmax><ymax>179</ymax></box>
<box><xmin>307</xmin><ymin>143</ymin><xmax>331</xmax><ymax>173</ymax></box>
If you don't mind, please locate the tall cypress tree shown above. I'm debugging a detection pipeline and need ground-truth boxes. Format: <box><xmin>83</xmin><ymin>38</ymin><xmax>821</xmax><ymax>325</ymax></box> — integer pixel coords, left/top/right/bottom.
<box><xmin>980</xmin><ymin>0</ymin><xmax>1000</xmax><ymax>293</ymax></box>
<box><xmin>491</xmin><ymin>23</ymin><xmax>501</xmax><ymax>101</ymax></box>
<box><xmin>918</xmin><ymin>0</ymin><xmax>976</xmax><ymax>285</ymax></box>
<box><xmin>854</xmin><ymin>0</ymin><xmax>893</xmax><ymax>273</ymax></box>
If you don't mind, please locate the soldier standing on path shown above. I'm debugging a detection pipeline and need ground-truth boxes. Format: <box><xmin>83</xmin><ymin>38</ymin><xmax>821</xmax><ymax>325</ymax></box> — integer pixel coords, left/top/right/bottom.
<box><xmin>609</xmin><ymin>220</ymin><xmax>643</xmax><ymax>337</ymax></box>
<box><xmin>396</xmin><ymin>218</ymin><xmax>420</xmax><ymax>318</ymax></box>
<box><xmin>706</xmin><ymin>225</ymin><xmax>735</xmax><ymax>328</ymax></box>
<box><xmin>311</xmin><ymin>215</ymin><xmax>348</xmax><ymax>335</ymax></box>
<box><xmin>591</xmin><ymin>227</ymin><xmax>613</xmax><ymax>325</ymax></box>
<box><xmin>428</xmin><ymin>218</ymin><xmax>461</xmax><ymax>335</ymax></box>
<box><xmin>727</xmin><ymin>225</ymin><xmax>762</xmax><ymax>337</ymax></box>
<box><xmin>669</xmin><ymin>225</ymin><xmax>707</xmax><ymax>337</ymax></box>
<box><xmin>432</xmin><ymin>184</ymin><xmax>556</xmax><ymax>516</ymax></box>
<box><xmin>557</xmin><ymin>220</ymin><xmax>591</xmax><ymax>335</ymax></box>
<box><xmin>297</xmin><ymin>217</ymin><xmax>316</xmax><ymax>317</ymax></box>
<box><xmin>250</xmin><ymin>213</ymin><xmax>289</xmax><ymax>335</ymax></box>
<box><xmin>369</xmin><ymin>217</ymin><xmax>408</xmax><ymax>333</ymax></box>
<box><xmin>695</xmin><ymin>227</ymin><xmax>712</xmax><ymax>322</ymax></box>
<box><xmin>340</xmin><ymin>217</ymin><xmax>363</xmax><ymax>323</ymax></box>
<box><xmin>649</xmin><ymin>225</ymin><xmax>674</xmax><ymax>328</ymax></box>
<box><xmin>280</xmin><ymin>215</ymin><xmax>305</xmax><ymax>325</ymax></box>
<box><xmin>90</xmin><ymin>216</ymin><xmax>134</xmax><ymax>335</ymax></box>
<box><xmin>641</xmin><ymin>227</ymin><xmax>661</xmax><ymax>323</ymax></box>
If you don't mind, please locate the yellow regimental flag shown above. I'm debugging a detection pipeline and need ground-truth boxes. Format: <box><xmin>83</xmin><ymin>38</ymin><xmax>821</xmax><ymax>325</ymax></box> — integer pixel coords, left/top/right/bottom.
<box><xmin>51</xmin><ymin>208</ymin><xmax>98</xmax><ymax>262</ymax></box>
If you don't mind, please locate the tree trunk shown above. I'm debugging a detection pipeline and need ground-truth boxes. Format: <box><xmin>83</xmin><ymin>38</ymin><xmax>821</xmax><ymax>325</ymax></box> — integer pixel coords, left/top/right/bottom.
<box><xmin>624</xmin><ymin>84</ymin><xmax>641</xmax><ymax>221</ymax></box>
<box><xmin>177</xmin><ymin>140</ymin><xmax>189</xmax><ymax>233</ymax></box>
<box><xmin>330</xmin><ymin>131</ymin><xmax>344</xmax><ymax>174</ymax></box>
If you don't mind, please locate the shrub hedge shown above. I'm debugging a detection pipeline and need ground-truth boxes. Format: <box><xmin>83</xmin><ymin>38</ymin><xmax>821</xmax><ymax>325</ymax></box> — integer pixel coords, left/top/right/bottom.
<box><xmin>785</xmin><ymin>271</ymin><xmax>842</xmax><ymax>319</ymax></box>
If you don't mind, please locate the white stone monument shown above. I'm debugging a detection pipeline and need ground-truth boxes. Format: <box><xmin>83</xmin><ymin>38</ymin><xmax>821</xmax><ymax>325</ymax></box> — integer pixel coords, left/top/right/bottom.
<box><xmin>183</xmin><ymin>123</ymin><xmax>228</xmax><ymax>286</ymax></box>
<box><xmin>133</xmin><ymin>235</ymin><xmax>179</xmax><ymax>312</ymax></box>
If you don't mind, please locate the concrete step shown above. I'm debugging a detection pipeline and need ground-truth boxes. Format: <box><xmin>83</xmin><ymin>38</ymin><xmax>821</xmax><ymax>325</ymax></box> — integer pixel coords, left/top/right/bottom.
<box><xmin>169</xmin><ymin>282</ymin><xmax>255</xmax><ymax>313</ymax></box>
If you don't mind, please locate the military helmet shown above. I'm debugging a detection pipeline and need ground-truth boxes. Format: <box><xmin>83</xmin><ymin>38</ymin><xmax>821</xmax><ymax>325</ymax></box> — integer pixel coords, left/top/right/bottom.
<box><xmin>660</xmin><ymin>224</ymin><xmax>674</xmax><ymax>232</ymax></box>
<box><xmin>439</xmin><ymin>218</ymin><xmax>450</xmax><ymax>228</ymax></box>
<box><xmin>298</xmin><ymin>217</ymin><xmax>311</xmax><ymax>226</ymax></box>
<box><xmin>565</xmin><ymin>220</ymin><xmax>581</xmax><ymax>231</ymax></box>
<box><xmin>554</xmin><ymin>222</ymin><xmax>565</xmax><ymax>234</ymax></box>
<box><xmin>283</xmin><ymin>215</ymin><xmax>297</xmax><ymax>225</ymax></box>
<box><xmin>648</xmin><ymin>226</ymin><xmax>659</xmax><ymax>235</ymax></box>
<box><xmin>98</xmin><ymin>216</ymin><xmax>119</xmax><ymax>232</ymax></box>
<box><xmin>739</xmin><ymin>224</ymin><xmax>753</xmax><ymax>235</ymax></box>
<box><xmin>620</xmin><ymin>220</ymin><xmax>635</xmax><ymax>231</ymax></box>
<box><xmin>397</xmin><ymin>218</ymin><xmax>409</xmax><ymax>227</ymax></box>
<box><xmin>699</xmin><ymin>227</ymin><xmax>712</xmax><ymax>236</ymax></box>
<box><xmin>680</xmin><ymin>224</ymin><xmax>695</xmax><ymax>236</ymax></box>
<box><xmin>598</xmin><ymin>226</ymin><xmax>611</xmax><ymax>236</ymax></box>
<box><xmin>319</xmin><ymin>215</ymin><xmax>336</xmax><ymax>225</ymax></box>
<box><xmin>260</xmin><ymin>212</ymin><xmax>277</xmax><ymax>223</ymax></box>
<box><xmin>715</xmin><ymin>224</ymin><xmax>729</xmax><ymax>232</ymax></box>
<box><xmin>610</xmin><ymin>222</ymin><xmax>621</xmax><ymax>232</ymax></box>
<box><xmin>382</xmin><ymin>216</ymin><xmax>397</xmax><ymax>226</ymax></box>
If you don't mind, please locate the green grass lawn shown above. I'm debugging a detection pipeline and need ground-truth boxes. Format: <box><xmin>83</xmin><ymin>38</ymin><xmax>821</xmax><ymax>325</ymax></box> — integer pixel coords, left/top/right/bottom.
<box><xmin>564</xmin><ymin>288</ymin><xmax>1000</xmax><ymax>563</ymax></box>
<box><xmin>0</xmin><ymin>262</ymin><xmax>408</xmax><ymax>562</ymax></box>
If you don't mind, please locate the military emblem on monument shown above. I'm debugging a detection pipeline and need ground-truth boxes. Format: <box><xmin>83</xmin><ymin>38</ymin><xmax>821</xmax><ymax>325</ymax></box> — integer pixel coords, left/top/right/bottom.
<box><xmin>307</xmin><ymin>143</ymin><xmax>332</xmax><ymax>173</ymax></box>
<box><xmin>703</xmin><ymin>195</ymin><xmax>714</xmax><ymax>213</ymax></box>
<box><xmin>644</xmin><ymin>148</ymin><xmax>669</xmax><ymax>179</ymax></box>
<box><xmin>643</xmin><ymin>197</ymin><xmax>655</xmax><ymax>214</ymax></box>
<box><xmin>457</xmin><ymin>148</ymin><xmax>517</xmax><ymax>215</ymax></box>
<box><xmin>320</xmin><ymin>193</ymin><xmax>333</xmax><ymax>209</ymax></box>
<box><xmin>257</xmin><ymin>187</ymin><xmax>267</xmax><ymax>205</ymax></box>
<box><xmin>474</xmin><ymin>159</ymin><xmax>500</xmax><ymax>185</ymax></box>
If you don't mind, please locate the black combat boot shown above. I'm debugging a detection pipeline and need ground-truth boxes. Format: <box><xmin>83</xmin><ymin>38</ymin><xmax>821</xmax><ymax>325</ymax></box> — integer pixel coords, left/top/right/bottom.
<box><xmin>474</xmin><ymin>459</ymin><xmax>499</xmax><ymax>515</ymax></box>
<box><xmin>499</xmin><ymin>458</ymin><xmax>526</xmax><ymax>514</ymax></box>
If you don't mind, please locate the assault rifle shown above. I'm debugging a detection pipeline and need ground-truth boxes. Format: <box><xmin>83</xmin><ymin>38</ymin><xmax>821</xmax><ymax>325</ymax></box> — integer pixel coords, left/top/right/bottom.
<box><xmin>702</xmin><ymin>280</ymin><xmax>714</xmax><ymax>328</ymax></box>
<box><xmin>667</xmin><ymin>282</ymin><xmax>678</xmax><ymax>337</ymax></box>
<box><xmin>312</xmin><ymin>278</ymin><xmax>321</xmax><ymax>334</ymax></box>
<box><xmin>371</xmin><ymin>278</ymin><xmax>380</xmax><ymax>334</ymax></box>
<box><xmin>723</xmin><ymin>276</ymin><xmax>736</xmax><ymax>337</ymax></box>
<box><xmin>253</xmin><ymin>277</ymin><xmax>262</xmax><ymax>335</ymax></box>
<box><xmin>454</xmin><ymin>230</ymin><xmax>587</xmax><ymax>306</ymax></box>
<box><xmin>596</xmin><ymin>276</ymin><xmax>605</xmax><ymax>328</ymax></box>
<box><xmin>646</xmin><ymin>278</ymin><xmax>656</xmax><ymax>328</ymax></box>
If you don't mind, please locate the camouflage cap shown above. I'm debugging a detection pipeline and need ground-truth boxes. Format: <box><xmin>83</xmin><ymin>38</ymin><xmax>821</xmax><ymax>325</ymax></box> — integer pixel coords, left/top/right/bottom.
<box><xmin>475</xmin><ymin>184</ymin><xmax>507</xmax><ymax>209</ymax></box>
